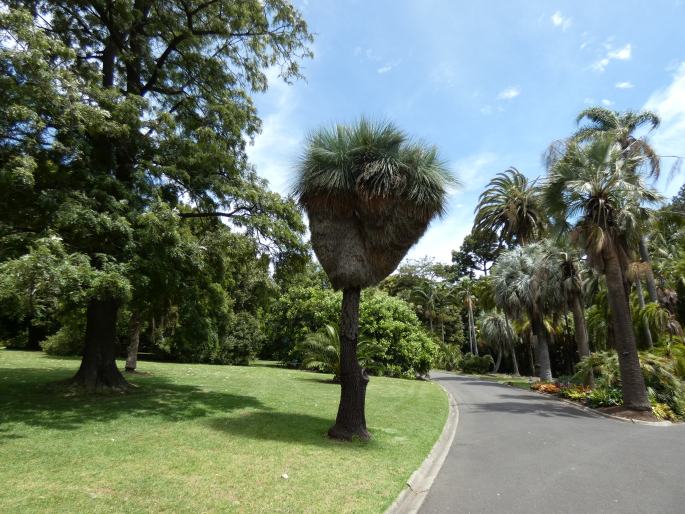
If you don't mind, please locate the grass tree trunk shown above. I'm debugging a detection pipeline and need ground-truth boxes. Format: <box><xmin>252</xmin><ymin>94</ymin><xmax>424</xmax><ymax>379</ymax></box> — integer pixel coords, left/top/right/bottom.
<box><xmin>71</xmin><ymin>298</ymin><xmax>129</xmax><ymax>392</ymax></box>
<box><xmin>328</xmin><ymin>288</ymin><xmax>370</xmax><ymax>441</ymax></box>
<box><xmin>638</xmin><ymin>237</ymin><xmax>658</xmax><ymax>303</ymax></box>
<box><xmin>603</xmin><ymin>244</ymin><xmax>650</xmax><ymax>411</ymax></box>
<box><xmin>125</xmin><ymin>310</ymin><xmax>141</xmax><ymax>372</ymax></box>
<box><xmin>635</xmin><ymin>280</ymin><xmax>654</xmax><ymax>349</ymax></box>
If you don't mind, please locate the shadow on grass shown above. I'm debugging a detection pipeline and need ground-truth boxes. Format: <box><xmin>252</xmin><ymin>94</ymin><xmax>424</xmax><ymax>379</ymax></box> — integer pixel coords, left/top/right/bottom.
<box><xmin>0</xmin><ymin>367</ymin><xmax>269</xmax><ymax>432</ymax></box>
<box><xmin>207</xmin><ymin>412</ymin><xmax>372</xmax><ymax>448</ymax></box>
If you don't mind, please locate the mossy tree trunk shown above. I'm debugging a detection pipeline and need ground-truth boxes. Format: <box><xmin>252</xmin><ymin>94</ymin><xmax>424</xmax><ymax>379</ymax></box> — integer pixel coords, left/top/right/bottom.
<box><xmin>328</xmin><ymin>288</ymin><xmax>370</xmax><ymax>441</ymax></box>
<box><xmin>71</xmin><ymin>297</ymin><xmax>129</xmax><ymax>392</ymax></box>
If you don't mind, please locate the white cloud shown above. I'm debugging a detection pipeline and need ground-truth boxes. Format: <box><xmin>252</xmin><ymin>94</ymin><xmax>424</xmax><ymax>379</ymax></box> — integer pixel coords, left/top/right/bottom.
<box><xmin>551</xmin><ymin>11</ymin><xmax>572</xmax><ymax>30</ymax></box>
<box><xmin>377</xmin><ymin>64</ymin><xmax>393</xmax><ymax>74</ymax></box>
<box><xmin>601</xmin><ymin>98</ymin><xmax>614</xmax><ymax>106</ymax></box>
<box><xmin>644</xmin><ymin>63</ymin><xmax>685</xmax><ymax>197</ymax></box>
<box><xmin>497</xmin><ymin>86</ymin><xmax>521</xmax><ymax>100</ymax></box>
<box><xmin>615</xmin><ymin>81</ymin><xmax>634</xmax><ymax>89</ymax></box>
<box><xmin>592</xmin><ymin>43</ymin><xmax>632</xmax><ymax>72</ymax></box>
<box><xmin>609</xmin><ymin>44</ymin><xmax>632</xmax><ymax>60</ymax></box>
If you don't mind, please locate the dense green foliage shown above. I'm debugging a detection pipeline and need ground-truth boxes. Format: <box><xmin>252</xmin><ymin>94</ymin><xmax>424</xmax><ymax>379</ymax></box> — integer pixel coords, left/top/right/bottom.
<box><xmin>267</xmin><ymin>286</ymin><xmax>438</xmax><ymax>377</ymax></box>
<box><xmin>0</xmin><ymin>2</ymin><xmax>313</xmax><ymax>375</ymax></box>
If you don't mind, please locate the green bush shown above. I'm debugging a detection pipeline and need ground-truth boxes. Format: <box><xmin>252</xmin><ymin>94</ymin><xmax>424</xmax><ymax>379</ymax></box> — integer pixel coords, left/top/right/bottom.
<box><xmin>573</xmin><ymin>351</ymin><xmax>685</xmax><ymax>418</ymax></box>
<box><xmin>434</xmin><ymin>342</ymin><xmax>462</xmax><ymax>371</ymax></box>
<box><xmin>266</xmin><ymin>286</ymin><xmax>438</xmax><ymax>378</ymax></box>
<box><xmin>41</xmin><ymin>322</ymin><xmax>84</xmax><ymax>356</ymax></box>
<box><xmin>460</xmin><ymin>353</ymin><xmax>494</xmax><ymax>374</ymax></box>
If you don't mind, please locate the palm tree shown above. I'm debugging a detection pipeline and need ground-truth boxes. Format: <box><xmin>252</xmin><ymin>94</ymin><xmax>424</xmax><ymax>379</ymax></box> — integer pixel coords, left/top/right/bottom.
<box><xmin>544</xmin><ymin>245</ymin><xmax>592</xmax><ymax>364</ymax></box>
<box><xmin>543</xmin><ymin>136</ymin><xmax>662</xmax><ymax>410</ymax></box>
<box><xmin>294</xmin><ymin>119</ymin><xmax>454</xmax><ymax>440</ymax></box>
<box><xmin>490</xmin><ymin>244</ymin><xmax>564</xmax><ymax>380</ymax></box>
<box><xmin>479</xmin><ymin>310</ymin><xmax>519</xmax><ymax>374</ymax></box>
<box><xmin>474</xmin><ymin>167</ymin><xmax>547</xmax><ymax>246</ymax></box>
<box><xmin>295</xmin><ymin>324</ymin><xmax>375</xmax><ymax>383</ymax></box>
<box><xmin>573</xmin><ymin>107</ymin><xmax>662</xmax><ymax>302</ymax></box>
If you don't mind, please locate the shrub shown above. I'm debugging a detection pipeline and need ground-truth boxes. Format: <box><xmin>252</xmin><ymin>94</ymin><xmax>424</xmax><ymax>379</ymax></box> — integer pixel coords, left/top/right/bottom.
<box><xmin>219</xmin><ymin>312</ymin><xmax>265</xmax><ymax>365</ymax></box>
<box><xmin>266</xmin><ymin>286</ymin><xmax>438</xmax><ymax>378</ymax></box>
<box><xmin>532</xmin><ymin>382</ymin><xmax>560</xmax><ymax>394</ymax></box>
<box><xmin>460</xmin><ymin>353</ymin><xmax>494</xmax><ymax>374</ymax></box>
<box><xmin>41</xmin><ymin>322</ymin><xmax>84</xmax><ymax>356</ymax></box>
<box><xmin>586</xmin><ymin>386</ymin><xmax>623</xmax><ymax>408</ymax></box>
<box><xmin>434</xmin><ymin>342</ymin><xmax>462</xmax><ymax>371</ymax></box>
<box><xmin>559</xmin><ymin>385</ymin><xmax>591</xmax><ymax>402</ymax></box>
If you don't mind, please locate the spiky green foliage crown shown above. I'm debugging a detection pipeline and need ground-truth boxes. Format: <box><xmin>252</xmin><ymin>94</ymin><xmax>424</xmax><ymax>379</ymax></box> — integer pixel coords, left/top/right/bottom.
<box><xmin>294</xmin><ymin>119</ymin><xmax>454</xmax><ymax>217</ymax></box>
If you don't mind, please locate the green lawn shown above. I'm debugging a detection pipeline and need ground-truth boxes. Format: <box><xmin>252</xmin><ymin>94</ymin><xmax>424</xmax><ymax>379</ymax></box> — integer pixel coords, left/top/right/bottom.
<box><xmin>0</xmin><ymin>350</ymin><xmax>447</xmax><ymax>513</ymax></box>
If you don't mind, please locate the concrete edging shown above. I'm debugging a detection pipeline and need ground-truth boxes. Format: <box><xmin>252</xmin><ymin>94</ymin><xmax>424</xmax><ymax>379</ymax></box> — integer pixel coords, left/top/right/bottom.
<box><xmin>385</xmin><ymin>381</ymin><xmax>459</xmax><ymax>514</ymax></box>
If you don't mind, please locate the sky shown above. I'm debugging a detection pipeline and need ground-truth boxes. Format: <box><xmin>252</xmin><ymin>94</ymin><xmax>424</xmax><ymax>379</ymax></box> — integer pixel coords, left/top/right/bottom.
<box><xmin>248</xmin><ymin>0</ymin><xmax>685</xmax><ymax>264</ymax></box>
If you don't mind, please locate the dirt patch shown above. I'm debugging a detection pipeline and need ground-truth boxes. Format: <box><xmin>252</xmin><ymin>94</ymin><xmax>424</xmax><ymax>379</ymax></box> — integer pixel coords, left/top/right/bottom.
<box><xmin>596</xmin><ymin>406</ymin><xmax>659</xmax><ymax>422</ymax></box>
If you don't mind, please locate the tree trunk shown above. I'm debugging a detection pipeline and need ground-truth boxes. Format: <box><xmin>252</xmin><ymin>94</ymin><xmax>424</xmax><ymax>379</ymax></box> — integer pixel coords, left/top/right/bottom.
<box><xmin>639</xmin><ymin>237</ymin><xmax>658</xmax><ymax>303</ymax></box>
<box><xmin>532</xmin><ymin>316</ymin><xmax>553</xmax><ymax>381</ymax></box>
<box><xmin>328</xmin><ymin>288</ymin><xmax>370</xmax><ymax>441</ymax></box>
<box><xmin>509</xmin><ymin>340</ymin><xmax>520</xmax><ymax>376</ymax></box>
<box><xmin>125</xmin><ymin>310</ymin><xmax>141</xmax><ymax>372</ymax></box>
<box><xmin>603</xmin><ymin>244</ymin><xmax>650</xmax><ymax>411</ymax></box>
<box><xmin>570</xmin><ymin>294</ymin><xmax>591</xmax><ymax>358</ymax></box>
<box><xmin>527</xmin><ymin>337</ymin><xmax>536</xmax><ymax>376</ymax></box>
<box><xmin>493</xmin><ymin>348</ymin><xmax>502</xmax><ymax>373</ymax></box>
<box><xmin>635</xmin><ymin>280</ymin><xmax>654</xmax><ymax>349</ymax></box>
<box><xmin>71</xmin><ymin>297</ymin><xmax>129</xmax><ymax>392</ymax></box>
<box><xmin>25</xmin><ymin>317</ymin><xmax>43</xmax><ymax>351</ymax></box>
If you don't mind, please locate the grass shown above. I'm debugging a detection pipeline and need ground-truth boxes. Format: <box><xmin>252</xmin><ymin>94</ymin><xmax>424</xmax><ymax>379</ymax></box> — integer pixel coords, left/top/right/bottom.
<box><xmin>0</xmin><ymin>350</ymin><xmax>447</xmax><ymax>513</ymax></box>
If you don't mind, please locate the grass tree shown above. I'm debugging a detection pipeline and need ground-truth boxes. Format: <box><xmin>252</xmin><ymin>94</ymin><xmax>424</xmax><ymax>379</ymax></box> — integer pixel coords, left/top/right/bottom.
<box><xmin>294</xmin><ymin>119</ymin><xmax>453</xmax><ymax>440</ymax></box>
<box><xmin>491</xmin><ymin>244</ymin><xmax>564</xmax><ymax>381</ymax></box>
<box><xmin>474</xmin><ymin>167</ymin><xmax>547</xmax><ymax>246</ymax></box>
<box><xmin>544</xmin><ymin>136</ymin><xmax>661</xmax><ymax>410</ymax></box>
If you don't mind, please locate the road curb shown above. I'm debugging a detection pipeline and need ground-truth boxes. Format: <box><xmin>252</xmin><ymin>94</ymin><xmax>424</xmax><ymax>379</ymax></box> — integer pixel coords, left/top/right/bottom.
<box><xmin>385</xmin><ymin>380</ymin><xmax>459</xmax><ymax>514</ymax></box>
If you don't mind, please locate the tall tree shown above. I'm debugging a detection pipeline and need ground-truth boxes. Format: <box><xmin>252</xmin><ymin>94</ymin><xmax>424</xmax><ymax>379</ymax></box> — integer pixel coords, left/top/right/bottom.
<box><xmin>1</xmin><ymin>3</ymin><xmax>311</xmax><ymax>390</ymax></box>
<box><xmin>490</xmin><ymin>244</ymin><xmax>564</xmax><ymax>381</ymax></box>
<box><xmin>544</xmin><ymin>136</ymin><xmax>661</xmax><ymax>410</ymax></box>
<box><xmin>572</xmin><ymin>107</ymin><xmax>662</xmax><ymax>302</ymax></box>
<box><xmin>479</xmin><ymin>310</ymin><xmax>518</xmax><ymax>374</ymax></box>
<box><xmin>295</xmin><ymin>119</ymin><xmax>454</xmax><ymax>440</ymax></box>
<box><xmin>451</xmin><ymin>229</ymin><xmax>502</xmax><ymax>278</ymax></box>
<box><xmin>473</xmin><ymin>167</ymin><xmax>547</xmax><ymax>246</ymax></box>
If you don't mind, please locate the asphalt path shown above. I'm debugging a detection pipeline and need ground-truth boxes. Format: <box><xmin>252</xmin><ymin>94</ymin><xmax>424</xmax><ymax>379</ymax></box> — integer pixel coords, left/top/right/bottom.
<box><xmin>420</xmin><ymin>372</ymin><xmax>685</xmax><ymax>514</ymax></box>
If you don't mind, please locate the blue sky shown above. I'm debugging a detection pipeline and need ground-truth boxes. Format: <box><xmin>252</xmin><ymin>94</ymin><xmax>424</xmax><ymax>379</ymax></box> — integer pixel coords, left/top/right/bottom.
<box><xmin>248</xmin><ymin>0</ymin><xmax>685</xmax><ymax>263</ymax></box>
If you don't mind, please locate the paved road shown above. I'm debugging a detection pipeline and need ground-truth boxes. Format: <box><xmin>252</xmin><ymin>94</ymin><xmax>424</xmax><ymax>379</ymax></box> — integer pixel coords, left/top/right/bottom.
<box><xmin>420</xmin><ymin>372</ymin><xmax>685</xmax><ymax>514</ymax></box>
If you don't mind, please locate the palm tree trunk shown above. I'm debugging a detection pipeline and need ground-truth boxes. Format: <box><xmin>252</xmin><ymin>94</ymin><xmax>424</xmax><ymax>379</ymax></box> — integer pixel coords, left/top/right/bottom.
<box><xmin>509</xmin><ymin>340</ymin><xmax>520</xmax><ymax>376</ymax></box>
<box><xmin>527</xmin><ymin>334</ymin><xmax>535</xmax><ymax>376</ymax></box>
<box><xmin>635</xmin><ymin>280</ymin><xmax>654</xmax><ymax>349</ymax></box>
<box><xmin>328</xmin><ymin>288</ymin><xmax>370</xmax><ymax>441</ymax></box>
<box><xmin>125</xmin><ymin>310</ymin><xmax>141</xmax><ymax>372</ymax></box>
<box><xmin>493</xmin><ymin>348</ymin><xmax>502</xmax><ymax>373</ymax></box>
<box><xmin>603</xmin><ymin>243</ymin><xmax>650</xmax><ymax>411</ymax></box>
<box><xmin>570</xmin><ymin>294</ymin><xmax>590</xmax><ymax>359</ymax></box>
<box><xmin>639</xmin><ymin>237</ymin><xmax>658</xmax><ymax>303</ymax></box>
<box><xmin>532</xmin><ymin>315</ymin><xmax>552</xmax><ymax>381</ymax></box>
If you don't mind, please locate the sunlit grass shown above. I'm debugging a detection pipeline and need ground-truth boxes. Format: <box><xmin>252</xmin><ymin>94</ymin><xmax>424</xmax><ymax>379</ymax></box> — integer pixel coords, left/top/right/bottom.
<box><xmin>0</xmin><ymin>350</ymin><xmax>447</xmax><ymax>513</ymax></box>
